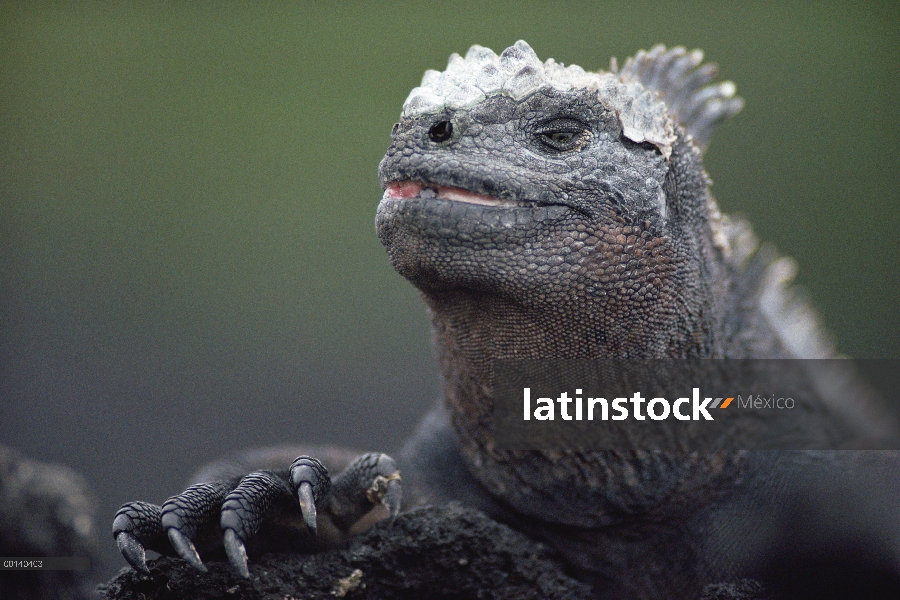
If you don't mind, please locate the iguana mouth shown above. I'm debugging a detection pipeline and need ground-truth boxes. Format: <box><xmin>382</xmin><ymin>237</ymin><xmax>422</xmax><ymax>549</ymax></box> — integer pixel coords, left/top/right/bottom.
<box><xmin>383</xmin><ymin>181</ymin><xmax>525</xmax><ymax>208</ymax></box>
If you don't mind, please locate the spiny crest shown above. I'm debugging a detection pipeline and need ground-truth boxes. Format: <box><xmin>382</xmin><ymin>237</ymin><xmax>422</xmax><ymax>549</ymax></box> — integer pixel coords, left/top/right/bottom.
<box><xmin>402</xmin><ymin>41</ymin><xmax>677</xmax><ymax>159</ymax></box>
<box><xmin>402</xmin><ymin>41</ymin><xmax>743</xmax><ymax>156</ymax></box>
<box><xmin>615</xmin><ymin>45</ymin><xmax>744</xmax><ymax>151</ymax></box>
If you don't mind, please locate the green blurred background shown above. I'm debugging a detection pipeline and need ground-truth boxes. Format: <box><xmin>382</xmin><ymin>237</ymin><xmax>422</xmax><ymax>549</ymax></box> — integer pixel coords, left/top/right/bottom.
<box><xmin>1</xmin><ymin>1</ymin><xmax>897</xmax><ymax>579</ymax></box>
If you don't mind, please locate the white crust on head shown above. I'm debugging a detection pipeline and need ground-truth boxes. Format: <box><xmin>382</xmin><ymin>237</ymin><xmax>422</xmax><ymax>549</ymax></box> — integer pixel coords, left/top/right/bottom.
<box><xmin>402</xmin><ymin>41</ymin><xmax>677</xmax><ymax>159</ymax></box>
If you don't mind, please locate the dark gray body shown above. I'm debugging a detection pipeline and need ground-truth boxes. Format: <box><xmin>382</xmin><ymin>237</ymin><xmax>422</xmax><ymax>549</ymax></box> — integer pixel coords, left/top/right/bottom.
<box><xmin>374</xmin><ymin>42</ymin><xmax>900</xmax><ymax>598</ymax></box>
<box><xmin>398</xmin><ymin>409</ymin><xmax>900</xmax><ymax>598</ymax></box>
<box><xmin>111</xmin><ymin>43</ymin><xmax>900</xmax><ymax>599</ymax></box>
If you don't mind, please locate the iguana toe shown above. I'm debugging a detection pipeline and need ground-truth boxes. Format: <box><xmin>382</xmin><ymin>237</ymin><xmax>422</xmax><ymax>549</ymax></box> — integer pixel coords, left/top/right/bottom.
<box><xmin>160</xmin><ymin>481</ymin><xmax>231</xmax><ymax>571</ymax></box>
<box><xmin>289</xmin><ymin>455</ymin><xmax>332</xmax><ymax>537</ymax></box>
<box><xmin>112</xmin><ymin>501</ymin><xmax>166</xmax><ymax>575</ymax></box>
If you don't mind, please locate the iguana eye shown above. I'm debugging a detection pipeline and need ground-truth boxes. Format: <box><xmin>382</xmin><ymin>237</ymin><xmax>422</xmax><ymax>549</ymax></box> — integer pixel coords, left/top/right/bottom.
<box><xmin>546</xmin><ymin>132</ymin><xmax>575</xmax><ymax>144</ymax></box>
<box><xmin>429</xmin><ymin>120</ymin><xmax>453</xmax><ymax>142</ymax></box>
<box><xmin>535</xmin><ymin>120</ymin><xmax>591</xmax><ymax>152</ymax></box>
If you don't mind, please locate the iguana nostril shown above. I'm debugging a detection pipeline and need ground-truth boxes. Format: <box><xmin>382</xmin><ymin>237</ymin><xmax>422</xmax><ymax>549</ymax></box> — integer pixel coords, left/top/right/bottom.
<box><xmin>428</xmin><ymin>120</ymin><xmax>453</xmax><ymax>142</ymax></box>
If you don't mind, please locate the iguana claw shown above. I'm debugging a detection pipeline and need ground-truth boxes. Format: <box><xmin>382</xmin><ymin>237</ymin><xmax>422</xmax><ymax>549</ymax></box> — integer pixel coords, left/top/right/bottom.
<box><xmin>223</xmin><ymin>528</ymin><xmax>250</xmax><ymax>579</ymax></box>
<box><xmin>289</xmin><ymin>456</ymin><xmax>332</xmax><ymax>538</ymax></box>
<box><xmin>166</xmin><ymin>528</ymin><xmax>206</xmax><ymax>572</ymax></box>
<box><xmin>159</xmin><ymin>481</ymin><xmax>230</xmax><ymax>572</ymax></box>
<box><xmin>114</xmin><ymin>453</ymin><xmax>399</xmax><ymax>577</ymax></box>
<box><xmin>383</xmin><ymin>477</ymin><xmax>402</xmax><ymax>522</ymax></box>
<box><xmin>113</xmin><ymin>501</ymin><xmax>167</xmax><ymax>575</ymax></box>
<box><xmin>296</xmin><ymin>481</ymin><xmax>318</xmax><ymax>537</ymax></box>
<box><xmin>115</xmin><ymin>531</ymin><xmax>149</xmax><ymax>575</ymax></box>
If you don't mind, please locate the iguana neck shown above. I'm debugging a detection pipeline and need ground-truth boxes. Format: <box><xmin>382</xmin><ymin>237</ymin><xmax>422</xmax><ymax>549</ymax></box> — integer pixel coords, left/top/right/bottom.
<box><xmin>419</xmin><ymin>288</ymin><xmax>748</xmax><ymax>528</ymax></box>
<box><xmin>421</xmin><ymin>287</ymin><xmax>713</xmax><ymax>453</ymax></box>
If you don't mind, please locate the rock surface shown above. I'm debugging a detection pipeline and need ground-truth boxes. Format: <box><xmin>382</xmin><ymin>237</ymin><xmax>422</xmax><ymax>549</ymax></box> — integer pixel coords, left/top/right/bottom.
<box><xmin>97</xmin><ymin>504</ymin><xmax>592</xmax><ymax>600</ymax></box>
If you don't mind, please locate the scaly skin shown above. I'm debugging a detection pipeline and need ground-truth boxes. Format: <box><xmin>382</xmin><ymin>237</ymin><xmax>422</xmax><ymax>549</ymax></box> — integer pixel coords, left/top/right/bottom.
<box><xmin>376</xmin><ymin>42</ymin><xmax>900</xmax><ymax>598</ymax></box>
<box><xmin>113</xmin><ymin>42</ymin><xmax>900</xmax><ymax>599</ymax></box>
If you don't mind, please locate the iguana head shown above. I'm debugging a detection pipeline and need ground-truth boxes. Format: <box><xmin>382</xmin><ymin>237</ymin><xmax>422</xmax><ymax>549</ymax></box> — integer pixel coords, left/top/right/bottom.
<box><xmin>376</xmin><ymin>41</ymin><xmax>743</xmax><ymax>358</ymax></box>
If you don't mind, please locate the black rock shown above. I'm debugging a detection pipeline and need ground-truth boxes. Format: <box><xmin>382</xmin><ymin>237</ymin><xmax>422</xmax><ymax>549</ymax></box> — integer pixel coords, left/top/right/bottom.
<box><xmin>97</xmin><ymin>503</ymin><xmax>591</xmax><ymax>600</ymax></box>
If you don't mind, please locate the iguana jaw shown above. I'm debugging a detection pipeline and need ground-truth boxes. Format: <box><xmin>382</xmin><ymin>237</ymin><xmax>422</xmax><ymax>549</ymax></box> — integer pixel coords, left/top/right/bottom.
<box><xmin>383</xmin><ymin>181</ymin><xmax>528</xmax><ymax>208</ymax></box>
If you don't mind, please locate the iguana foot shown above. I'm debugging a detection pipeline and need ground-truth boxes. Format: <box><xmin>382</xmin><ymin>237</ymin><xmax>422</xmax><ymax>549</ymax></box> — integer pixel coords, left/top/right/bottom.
<box><xmin>113</xmin><ymin>453</ymin><xmax>401</xmax><ymax>578</ymax></box>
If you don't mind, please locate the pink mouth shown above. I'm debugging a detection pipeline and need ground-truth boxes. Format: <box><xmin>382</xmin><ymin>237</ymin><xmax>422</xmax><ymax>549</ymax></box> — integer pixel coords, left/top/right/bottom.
<box><xmin>382</xmin><ymin>181</ymin><xmax>521</xmax><ymax>207</ymax></box>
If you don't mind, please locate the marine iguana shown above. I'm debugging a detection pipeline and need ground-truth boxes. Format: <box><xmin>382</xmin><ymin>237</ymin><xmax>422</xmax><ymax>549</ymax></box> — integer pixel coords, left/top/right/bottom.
<box><xmin>112</xmin><ymin>42</ymin><xmax>900</xmax><ymax>599</ymax></box>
